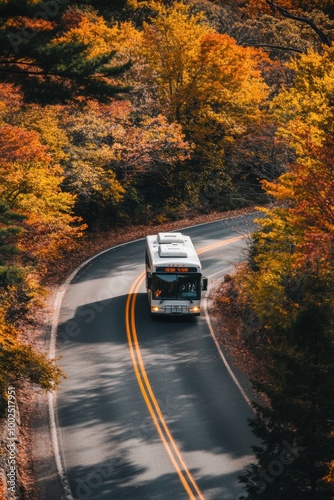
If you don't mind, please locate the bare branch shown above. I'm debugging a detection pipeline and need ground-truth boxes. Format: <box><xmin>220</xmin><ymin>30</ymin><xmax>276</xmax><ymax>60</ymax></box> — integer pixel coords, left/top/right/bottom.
<box><xmin>266</xmin><ymin>0</ymin><xmax>331</xmax><ymax>47</ymax></box>
<box><xmin>249</xmin><ymin>44</ymin><xmax>304</xmax><ymax>53</ymax></box>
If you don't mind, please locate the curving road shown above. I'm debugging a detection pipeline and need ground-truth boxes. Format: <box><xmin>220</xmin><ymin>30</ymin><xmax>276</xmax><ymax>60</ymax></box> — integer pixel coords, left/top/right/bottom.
<box><xmin>52</xmin><ymin>213</ymin><xmax>260</xmax><ymax>500</ymax></box>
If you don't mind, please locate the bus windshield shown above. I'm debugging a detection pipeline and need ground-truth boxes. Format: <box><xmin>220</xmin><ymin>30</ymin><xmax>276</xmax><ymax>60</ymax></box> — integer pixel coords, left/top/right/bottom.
<box><xmin>153</xmin><ymin>274</ymin><xmax>201</xmax><ymax>300</ymax></box>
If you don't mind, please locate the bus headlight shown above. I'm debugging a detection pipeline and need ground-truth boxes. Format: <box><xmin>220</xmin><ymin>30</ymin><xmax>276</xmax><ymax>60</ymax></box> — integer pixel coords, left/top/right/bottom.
<box><xmin>188</xmin><ymin>306</ymin><xmax>200</xmax><ymax>314</ymax></box>
<box><xmin>151</xmin><ymin>306</ymin><xmax>164</xmax><ymax>313</ymax></box>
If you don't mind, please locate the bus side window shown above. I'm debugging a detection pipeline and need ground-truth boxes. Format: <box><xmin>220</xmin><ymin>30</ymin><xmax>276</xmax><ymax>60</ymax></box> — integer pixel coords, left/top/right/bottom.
<box><xmin>147</xmin><ymin>275</ymin><xmax>152</xmax><ymax>289</ymax></box>
<box><xmin>145</xmin><ymin>248</ymin><xmax>150</xmax><ymax>267</ymax></box>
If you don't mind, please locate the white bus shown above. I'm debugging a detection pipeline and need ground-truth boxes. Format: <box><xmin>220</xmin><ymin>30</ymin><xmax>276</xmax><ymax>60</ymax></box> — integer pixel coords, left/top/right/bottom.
<box><xmin>145</xmin><ymin>232</ymin><xmax>207</xmax><ymax>316</ymax></box>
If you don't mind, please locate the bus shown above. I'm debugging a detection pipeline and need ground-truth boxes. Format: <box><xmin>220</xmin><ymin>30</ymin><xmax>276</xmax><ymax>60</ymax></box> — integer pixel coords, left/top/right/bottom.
<box><xmin>145</xmin><ymin>232</ymin><xmax>208</xmax><ymax>316</ymax></box>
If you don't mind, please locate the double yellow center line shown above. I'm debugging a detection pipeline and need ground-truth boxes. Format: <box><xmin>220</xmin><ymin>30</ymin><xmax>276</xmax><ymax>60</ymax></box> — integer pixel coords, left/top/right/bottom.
<box><xmin>126</xmin><ymin>271</ymin><xmax>205</xmax><ymax>499</ymax></box>
<box><xmin>125</xmin><ymin>235</ymin><xmax>245</xmax><ymax>499</ymax></box>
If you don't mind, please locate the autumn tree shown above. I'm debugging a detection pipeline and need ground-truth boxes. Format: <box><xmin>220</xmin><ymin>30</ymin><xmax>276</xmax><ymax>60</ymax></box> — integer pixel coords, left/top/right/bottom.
<box><xmin>0</xmin><ymin>200</ymin><xmax>63</xmax><ymax>415</ymax></box>
<box><xmin>230</xmin><ymin>11</ymin><xmax>333</xmax><ymax>58</ymax></box>
<box><xmin>12</xmin><ymin>104</ymin><xmax>69</xmax><ymax>163</ymax></box>
<box><xmin>265</xmin><ymin>1</ymin><xmax>331</xmax><ymax>47</ymax></box>
<box><xmin>238</xmin><ymin>138</ymin><xmax>334</xmax><ymax>498</ymax></box>
<box><xmin>130</xmin><ymin>2</ymin><xmax>269</xmax><ymax>211</ymax></box>
<box><xmin>0</xmin><ymin>123</ymin><xmax>84</xmax><ymax>267</ymax></box>
<box><xmin>220</xmin><ymin>0</ymin><xmax>334</xmax><ymax>21</ymax></box>
<box><xmin>236</xmin><ymin>133</ymin><xmax>334</xmax><ymax>498</ymax></box>
<box><xmin>236</xmin><ymin>43</ymin><xmax>334</xmax><ymax>499</ymax></box>
<box><xmin>60</xmin><ymin>101</ymin><xmax>126</xmax><ymax>227</ymax></box>
<box><xmin>112</xmin><ymin>113</ymin><xmax>193</xmax><ymax>221</ymax></box>
<box><xmin>0</xmin><ymin>83</ymin><xmax>75</xmax><ymax>413</ymax></box>
<box><xmin>0</xmin><ymin>3</ymin><xmax>131</xmax><ymax>103</ymax></box>
<box><xmin>0</xmin><ymin>130</ymin><xmax>72</xmax><ymax>415</ymax></box>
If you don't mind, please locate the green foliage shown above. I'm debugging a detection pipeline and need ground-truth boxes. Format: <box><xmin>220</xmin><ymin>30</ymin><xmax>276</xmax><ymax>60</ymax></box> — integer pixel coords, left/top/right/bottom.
<box><xmin>238</xmin><ymin>209</ymin><xmax>334</xmax><ymax>496</ymax></box>
<box><xmin>0</xmin><ymin>3</ymin><xmax>131</xmax><ymax>103</ymax></box>
<box><xmin>239</xmin><ymin>284</ymin><xmax>334</xmax><ymax>498</ymax></box>
<box><xmin>272</xmin><ymin>46</ymin><xmax>334</xmax><ymax>149</ymax></box>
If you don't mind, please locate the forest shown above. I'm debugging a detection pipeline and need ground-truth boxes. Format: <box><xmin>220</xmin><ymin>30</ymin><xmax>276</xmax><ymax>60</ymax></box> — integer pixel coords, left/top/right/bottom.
<box><xmin>0</xmin><ymin>0</ymin><xmax>333</xmax><ymax>497</ymax></box>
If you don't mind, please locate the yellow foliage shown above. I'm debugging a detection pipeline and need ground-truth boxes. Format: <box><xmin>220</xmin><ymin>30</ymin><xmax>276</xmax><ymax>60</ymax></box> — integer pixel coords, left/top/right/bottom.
<box><xmin>139</xmin><ymin>3</ymin><xmax>213</xmax><ymax>98</ymax></box>
<box><xmin>0</xmin><ymin>124</ymin><xmax>84</xmax><ymax>263</ymax></box>
<box><xmin>127</xmin><ymin>0</ymin><xmax>161</xmax><ymax>10</ymax></box>
<box><xmin>272</xmin><ymin>46</ymin><xmax>334</xmax><ymax>146</ymax></box>
<box><xmin>14</xmin><ymin>105</ymin><xmax>69</xmax><ymax>163</ymax></box>
<box><xmin>53</xmin><ymin>10</ymin><xmax>139</xmax><ymax>64</ymax></box>
<box><xmin>137</xmin><ymin>2</ymin><xmax>268</xmax><ymax>136</ymax></box>
<box><xmin>261</xmin><ymin>177</ymin><xmax>295</xmax><ymax>200</ymax></box>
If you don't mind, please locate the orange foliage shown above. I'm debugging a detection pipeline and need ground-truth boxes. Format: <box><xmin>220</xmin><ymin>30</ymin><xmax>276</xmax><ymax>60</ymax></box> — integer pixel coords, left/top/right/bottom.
<box><xmin>263</xmin><ymin>126</ymin><xmax>334</xmax><ymax>271</ymax></box>
<box><xmin>324</xmin><ymin>459</ymin><xmax>334</xmax><ymax>487</ymax></box>
<box><xmin>0</xmin><ymin>83</ymin><xmax>23</xmax><ymax>119</ymax></box>
<box><xmin>0</xmin><ymin>124</ymin><xmax>84</xmax><ymax>265</ymax></box>
<box><xmin>0</xmin><ymin>124</ymin><xmax>50</xmax><ymax>167</ymax></box>
<box><xmin>6</xmin><ymin>16</ymin><xmax>54</xmax><ymax>31</ymax></box>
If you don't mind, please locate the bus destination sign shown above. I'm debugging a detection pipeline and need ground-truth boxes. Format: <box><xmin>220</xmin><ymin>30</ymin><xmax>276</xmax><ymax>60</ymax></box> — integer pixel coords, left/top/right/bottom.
<box><xmin>156</xmin><ymin>267</ymin><xmax>197</xmax><ymax>273</ymax></box>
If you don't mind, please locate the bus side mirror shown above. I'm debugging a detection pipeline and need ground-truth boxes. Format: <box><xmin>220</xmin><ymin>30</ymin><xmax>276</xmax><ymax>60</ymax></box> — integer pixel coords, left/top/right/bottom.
<box><xmin>202</xmin><ymin>277</ymin><xmax>208</xmax><ymax>291</ymax></box>
<box><xmin>147</xmin><ymin>275</ymin><xmax>152</xmax><ymax>290</ymax></box>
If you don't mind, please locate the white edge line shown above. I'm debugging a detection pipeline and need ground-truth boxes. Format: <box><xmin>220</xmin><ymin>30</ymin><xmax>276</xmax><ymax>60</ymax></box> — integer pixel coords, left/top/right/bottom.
<box><xmin>204</xmin><ymin>281</ymin><xmax>254</xmax><ymax>411</ymax></box>
<box><xmin>48</xmin><ymin>213</ymin><xmax>259</xmax><ymax>498</ymax></box>
<box><xmin>48</xmin><ymin>284</ymin><xmax>74</xmax><ymax>500</ymax></box>
<box><xmin>48</xmin><ymin>238</ymin><xmax>145</xmax><ymax>500</ymax></box>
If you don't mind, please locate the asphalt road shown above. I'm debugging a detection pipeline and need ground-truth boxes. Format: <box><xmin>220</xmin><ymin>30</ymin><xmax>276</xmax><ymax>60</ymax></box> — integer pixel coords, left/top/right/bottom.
<box><xmin>52</xmin><ymin>213</ymin><xmax>260</xmax><ymax>500</ymax></box>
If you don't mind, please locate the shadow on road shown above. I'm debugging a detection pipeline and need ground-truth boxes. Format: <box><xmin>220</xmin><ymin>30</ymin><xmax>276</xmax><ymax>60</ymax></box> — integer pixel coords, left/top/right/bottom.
<box><xmin>55</xmin><ymin>292</ymin><xmax>254</xmax><ymax>500</ymax></box>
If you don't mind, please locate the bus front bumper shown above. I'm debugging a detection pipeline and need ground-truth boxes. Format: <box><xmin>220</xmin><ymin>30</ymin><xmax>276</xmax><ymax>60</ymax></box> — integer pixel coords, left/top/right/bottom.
<box><xmin>151</xmin><ymin>305</ymin><xmax>201</xmax><ymax>315</ymax></box>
